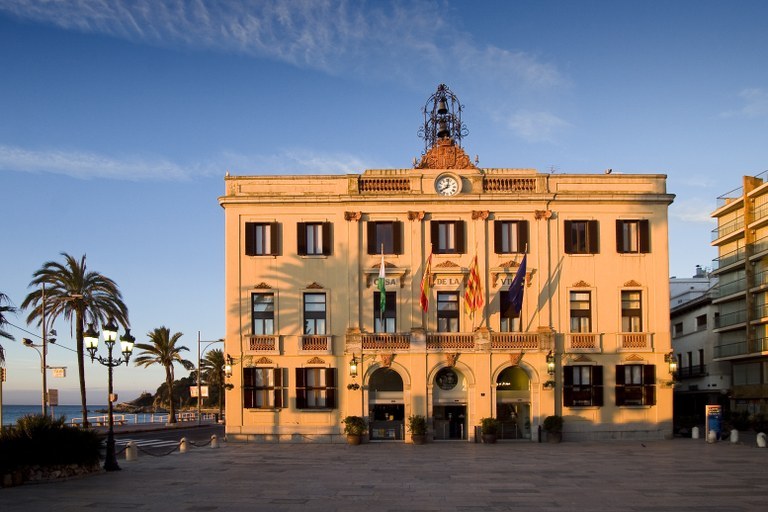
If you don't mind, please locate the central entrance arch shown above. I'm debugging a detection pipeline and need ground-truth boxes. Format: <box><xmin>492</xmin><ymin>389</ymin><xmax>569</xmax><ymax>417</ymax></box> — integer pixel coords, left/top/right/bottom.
<box><xmin>368</xmin><ymin>367</ymin><xmax>405</xmax><ymax>440</ymax></box>
<box><xmin>496</xmin><ymin>366</ymin><xmax>532</xmax><ymax>439</ymax></box>
<box><xmin>432</xmin><ymin>367</ymin><xmax>469</xmax><ymax>440</ymax></box>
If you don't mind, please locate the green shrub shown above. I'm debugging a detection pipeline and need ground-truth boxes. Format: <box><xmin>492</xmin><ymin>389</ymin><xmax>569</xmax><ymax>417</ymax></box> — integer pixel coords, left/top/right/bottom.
<box><xmin>407</xmin><ymin>415</ymin><xmax>427</xmax><ymax>435</ymax></box>
<box><xmin>543</xmin><ymin>415</ymin><xmax>564</xmax><ymax>433</ymax></box>
<box><xmin>480</xmin><ymin>417</ymin><xmax>500</xmax><ymax>435</ymax></box>
<box><xmin>0</xmin><ymin>414</ymin><xmax>102</xmax><ymax>473</ymax></box>
<box><xmin>342</xmin><ymin>415</ymin><xmax>367</xmax><ymax>435</ymax></box>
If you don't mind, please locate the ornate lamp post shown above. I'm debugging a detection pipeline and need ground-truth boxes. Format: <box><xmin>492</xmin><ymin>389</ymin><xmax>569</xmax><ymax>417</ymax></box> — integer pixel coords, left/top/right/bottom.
<box><xmin>84</xmin><ymin>319</ymin><xmax>135</xmax><ymax>472</ymax></box>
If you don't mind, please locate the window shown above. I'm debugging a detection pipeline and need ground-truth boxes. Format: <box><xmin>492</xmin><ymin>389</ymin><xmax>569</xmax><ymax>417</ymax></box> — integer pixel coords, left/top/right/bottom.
<box><xmin>673</xmin><ymin>322</ymin><xmax>683</xmax><ymax>337</ymax></box>
<box><xmin>696</xmin><ymin>314</ymin><xmax>707</xmax><ymax>331</ymax></box>
<box><xmin>373</xmin><ymin>291</ymin><xmax>396</xmax><ymax>333</ymax></box>
<box><xmin>298</xmin><ymin>222</ymin><xmax>332</xmax><ymax>255</ymax></box>
<box><xmin>570</xmin><ymin>291</ymin><xmax>592</xmax><ymax>333</ymax></box>
<box><xmin>437</xmin><ymin>292</ymin><xmax>460</xmax><ymax>332</ymax></box>
<box><xmin>616</xmin><ymin>220</ymin><xmax>650</xmax><ymax>254</ymax></box>
<box><xmin>499</xmin><ymin>293</ymin><xmax>520</xmax><ymax>332</ymax></box>
<box><xmin>431</xmin><ymin>221</ymin><xmax>465</xmax><ymax>254</ymax></box>
<box><xmin>245</xmin><ymin>222</ymin><xmax>279</xmax><ymax>256</ymax></box>
<box><xmin>564</xmin><ymin>366</ymin><xmax>604</xmax><ymax>407</ymax></box>
<box><xmin>698</xmin><ymin>349</ymin><xmax>705</xmax><ymax>372</ymax></box>
<box><xmin>303</xmin><ymin>293</ymin><xmax>326</xmax><ymax>335</ymax></box>
<box><xmin>615</xmin><ymin>364</ymin><xmax>656</xmax><ymax>406</ymax></box>
<box><xmin>494</xmin><ymin>220</ymin><xmax>529</xmax><ymax>254</ymax></box>
<box><xmin>621</xmin><ymin>291</ymin><xmax>642</xmax><ymax>332</ymax></box>
<box><xmin>565</xmin><ymin>220</ymin><xmax>599</xmax><ymax>254</ymax></box>
<box><xmin>367</xmin><ymin>221</ymin><xmax>403</xmax><ymax>255</ymax></box>
<box><xmin>295</xmin><ymin>368</ymin><xmax>336</xmax><ymax>409</ymax></box>
<box><xmin>252</xmin><ymin>293</ymin><xmax>275</xmax><ymax>335</ymax></box>
<box><xmin>243</xmin><ymin>368</ymin><xmax>283</xmax><ymax>409</ymax></box>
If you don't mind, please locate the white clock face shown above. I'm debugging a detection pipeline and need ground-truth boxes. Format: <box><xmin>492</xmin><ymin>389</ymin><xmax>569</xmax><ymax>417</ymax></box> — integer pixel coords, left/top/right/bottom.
<box><xmin>436</xmin><ymin>175</ymin><xmax>460</xmax><ymax>196</ymax></box>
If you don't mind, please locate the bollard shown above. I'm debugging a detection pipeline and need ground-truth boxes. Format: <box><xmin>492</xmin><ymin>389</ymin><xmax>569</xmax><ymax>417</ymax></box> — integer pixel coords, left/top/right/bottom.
<box><xmin>729</xmin><ymin>429</ymin><xmax>739</xmax><ymax>444</ymax></box>
<box><xmin>211</xmin><ymin>434</ymin><xmax>219</xmax><ymax>449</ymax></box>
<box><xmin>125</xmin><ymin>441</ymin><xmax>138</xmax><ymax>461</ymax></box>
<box><xmin>179</xmin><ymin>437</ymin><xmax>188</xmax><ymax>453</ymax></box>
<box><xmin>757</xmin><ymin>432</ymin><xmax>767</xmax><ymax>448</ymax></box>
<box><xmin>691</xmin><ymin>426</ymin><xmax>700</xmax><ymax>439</ymax></box>
<box><xmin>707</xmin><ymin>429</ymin><xmax>717</xmax><ymax>443</ymax></box>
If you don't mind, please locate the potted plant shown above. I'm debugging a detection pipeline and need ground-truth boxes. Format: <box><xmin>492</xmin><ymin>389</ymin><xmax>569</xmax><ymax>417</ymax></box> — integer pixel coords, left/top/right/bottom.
<box><xmin>407</xmin><ymin>414</ymin><xmax>428</xmax><ymax>444</ymax></box>
<box><xmin>543</xmin><ymin>415</ymin><xmax>563</xmax><ymax>443</ymax></box>
<box><xmin>342</xmin><ymin>415</ymin><xmax>367</xmax><ymax>445</ymax></box>
<box><xmin>480</xmin><ymin>417</ymin><xmax>500</xmax><ymax>444</ymax></box>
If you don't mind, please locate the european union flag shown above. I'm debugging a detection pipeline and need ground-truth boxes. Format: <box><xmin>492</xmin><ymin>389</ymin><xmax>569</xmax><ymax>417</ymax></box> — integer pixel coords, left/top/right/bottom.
<box><xmin>508</xmin><ymin>254</ymin><xmax>527</xmax><ymax>314</ymax></box>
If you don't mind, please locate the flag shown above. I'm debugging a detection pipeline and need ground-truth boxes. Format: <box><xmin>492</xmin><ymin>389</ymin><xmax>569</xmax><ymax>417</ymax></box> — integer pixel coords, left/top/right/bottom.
<box><xmin>419</xmin><ymin>252</ymin><xmax>432</xmax><ymax>312</ymax></box>
<box><xmin>377</xmin><ymin>249</ymin><xmax>387</xmax><ymax>315</ymax></box>
<box><xmin>509</xmin><ymin>254</ymin><xmax>527</xmax><ymax>315</ymax></box>
<box><xmin>464</xmin><ymin>254</ymin><xmax>484</xmax><ymax>317</ymax></box>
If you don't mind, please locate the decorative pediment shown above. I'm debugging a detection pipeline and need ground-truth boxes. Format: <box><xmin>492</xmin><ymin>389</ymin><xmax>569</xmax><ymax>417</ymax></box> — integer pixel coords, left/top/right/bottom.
<box><xmin>572</xmin><ymin>280</ymin><xmax>591</xmax><ymax>288</ymax></box>
<box><xmin>491</xmin><ymin>260</ymin><xmax>536</xmax><ymax>287</ymax></box>
<box><xmin>306</xmin><ymin>282</ymin><xmax>324</xmax><ymax>289</ymax></box>
<box><xmin>344</xmin><ymin>211</ymin><xmax>362</xmax><ymax>222</ymax></box>
<box><xmin>623</xmin><ymin>354</ymin><xmax>646</xmax><ymax>362</ymax></box>
<box><xmin>435</xmin><ymin>260</ymin><xmax>461</xmax><ymax>269</ymax></box>
<box><xmin>365</xmin><ymin>261</ymin><xmax>407</xmax><ymax>288</ymax></box>
<box><xmin>624</xmin><ymin>280</ymin><xmax>642</xmax><ymax>287</ymax></box>
<box><xmin>305</xmin><ymin>356</ymin><xmax>326</xmax><ymax>365</ymax></box>
<box><xmin>253</xmin><ymin>356</ymin><xmax>274</xmax><ymax>365</ymax></box>
<box><xmin>254</xmin><ymin>282</ymin><xmax>272</xmax><ymax>289</ymax></box>
<box><xmin>416</xmin><ymin>138</ymin><xmax>477</xmax><ymax>170</ymax></box>
<box><xmin>570</xmin><ymin>354</ymin><xmax>594</xmax><ymax>364</ymax></box>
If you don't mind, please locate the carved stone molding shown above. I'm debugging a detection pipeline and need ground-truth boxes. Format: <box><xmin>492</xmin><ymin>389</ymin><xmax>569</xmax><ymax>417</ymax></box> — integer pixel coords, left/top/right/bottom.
<box><xmin>364</xmin><ymin>262</ymin><xmax>407</xmax><ymax>288</ymax></box>
<box><xmin>254</xmin><ymin>282</ymin><xmax>272</xmax><ymax>289</ymax></box>
<box><xmin>472</xmin><ymin>210</ymin><xmax>489</xmax><ymax>220</ymax></box>
<box><xmin>416</xmin><ymin>138</ymin><xmax>477</xmax><ymax>170</ymax></box>
<box><xmin>569</xmin><ymin>355</ymin><xmax>594</xmax><ymax>364</ymax></box>
<box><xmin>624</xmin><ymin>280</ymin><xmax>642</xmax><ymax>287</ymax></box>
<box><xmin>344</xmin><ymin>211</ymin><xmax>362</xmax><ymax>222</ymax></box>
<box><xmin>253</xmin><ymin>356</ymin><xmax>274</xmax><ymax>365</ymax></box>
<box><xmin>306</xmin><ymin>282</ymin><xmax>324</xmax><ymax>289</ymax></box>
<box><xmin>572</xmin><ymin>280</ymin><xmax>591</xmax><ymax>288</ymax></box>
<box><xmin>380</xmin><ymin>354</ymin><xmax>394</xmax><ymax>368</ymax></box>
<box><xmin>446</xmin><ymin>353</ymin><xmax>460</xmax><ymax>367</ymax></box>
<box><xmin>306</xmin><ymin>356</ymin><xmax>327</xmax><ymax>365</ymax></box>
<box><xmin>535</xmin><ymin>209</ymin><xmax>553</xmax><ymax>220</ymax></box>
<box><xmin>623</xmin><ymin>354</ymin><xmax>645</xmax><ymax>362</ymax></box>
<box><xmin>407</xmin><ymin>211</ymin><xmax>426</xmax><ymax>222</ymax></box>
<box><xmin>509</xmin><ymin>353</ymin><xmax>523</xmax><ymax>366</ymax></box>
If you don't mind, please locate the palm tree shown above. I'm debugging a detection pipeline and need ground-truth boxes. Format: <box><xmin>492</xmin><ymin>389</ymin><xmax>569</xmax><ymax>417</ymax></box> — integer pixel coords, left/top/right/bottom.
<box><xmin>21</xmin><ymin>253</ymin><xmax>129</xmax><ymax>426</ymax></box>
<box><xmin>133</xmin><ymin>327</ymin><xmax>194</xmax><ymax>424</ymax></box>
<box><xmin>201</xmin><ymin>348</ymin><xmax>227</xmax><ymax>420</ymax></box>
<box><xmin>1</xmin><ymin>292</ymin><xmax>17</xmax><ymax>365</ymax></box>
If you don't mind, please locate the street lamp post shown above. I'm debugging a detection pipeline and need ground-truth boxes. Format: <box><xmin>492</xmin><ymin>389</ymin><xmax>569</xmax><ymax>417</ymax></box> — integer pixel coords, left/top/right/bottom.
<box><xmin>84</xmin><ymin>319</ymin><xmax>135</xmax><ymax>472</ymax></box>
<box><xmin>197</xmin><ymin>331</ymin><xmax>224</xmax><ymax>425</ymax></box>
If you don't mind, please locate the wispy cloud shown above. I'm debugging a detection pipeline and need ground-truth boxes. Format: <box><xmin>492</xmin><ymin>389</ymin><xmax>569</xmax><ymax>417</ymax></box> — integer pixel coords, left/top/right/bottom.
<box><xmin>670</xmin><ymin>198</ymin><xmax>716</xmax><ymax>224</ymax></box>
<box><xmin>721</xmin><ymin>87</ymin><xmax>768</xmax><ymax>119</ymax></box>
<box><xmin>503</xmin><ymin>111</ymin><xmax>570</xmax><ymax>143</ymax></box>
<box><xmin>0</xmin><ymin>144</ymin><xmax>372</xmax><ymax>180</ymax></box>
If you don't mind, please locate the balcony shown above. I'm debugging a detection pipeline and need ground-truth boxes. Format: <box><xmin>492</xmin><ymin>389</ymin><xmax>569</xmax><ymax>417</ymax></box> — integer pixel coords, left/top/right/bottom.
<box><xmin>618</xmin><ymin>332</ymin><xmax>652</xmax><ymax>352</ymax></box>
<box><xmin>361</xmin><ymin>333</ymin><xmax>411</xmax><ymax>350</ymax></box>
<box><xmin>246</xmin><ymin>335</ymin><xmax>278</xmax><ymax>352</ymax></box>
<box><xmin>711</xmin><ymin>215</ymin><xmax>744</xmax><ymax>242</ymax></box>
<box><xmin>490</xmin><ymin>332</ymin><xmax>540</xmax><ymax>350</ymax></box>
<box><xmin>712</xmin><ymin>246</ymin><xmax>745</xmax><ymax>271</ymax></box>
<box><xmin>676</xmin><ymin>365</ymin><xmax>707</xmax><ymax>379</ymax></box>
<box><xmin>299</xmin><ymin>335</ymin><xmax>332</xmax><ymax>353</ymax></box>
<box><xmin>565</xmin><ymin>333</ymin><xmax>601</xmax><ymax>352</ymax></box>
<box><xmin>426</xmin><ymin>333</ymin><xmax>475</xmax><ymax>350</ymax></box>
<box><xmin>714</xmin><ymin>310</ymin><xmax>747</xmax><ymax>328</ymax></box>
<box><xmin>713</xmin><ymin>338</ymin><xmax>768</xmax><ymax>359</ymax></box>
<box><xmin>753</xmin><ymin>269</ymin><xmax>768</xmax><ymax>289</ymax></box>
<box><xmin>712</xmin><ymin>278</ymin><xmax>747</xmax><ymax>298</ymax></box>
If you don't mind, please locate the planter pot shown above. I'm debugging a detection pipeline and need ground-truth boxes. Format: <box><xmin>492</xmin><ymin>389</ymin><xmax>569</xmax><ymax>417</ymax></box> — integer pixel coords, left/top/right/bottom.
<box><xmin>411</xmin><ymin>434</ymin><xmax>427</xmax><ymax>445</ymax></box>
<box><xmin>482</xmin><ymin>433</ymin><xmax>497</xmax><ymax>444</ymax></box>
<box><xmin>346</xmin><ymin>434</ymin><xmax>362</xmax><ymax>445</ymax></box>
<box><xmin>547</xmin><ymin>431</ymin><xmax>562</xmax><ymax>443</ymax></box>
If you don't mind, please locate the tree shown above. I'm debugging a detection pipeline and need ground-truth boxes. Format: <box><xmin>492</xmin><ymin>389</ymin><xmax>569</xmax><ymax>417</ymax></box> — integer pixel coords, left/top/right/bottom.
<box><xmin>1</xmin><ymin>292</ymin><xmax>17</xmax><ymax>365</ymax></box>
<box><xmin>133</xmin><ymin>327</ymin><xmax>194</xmax><ymax>424</ymax></box>
<box><xmin>201</xmin><ymin>348</ymin><xmax>228</xmax><ymax>419</ymax></box>
<box><xmin>21</xmin><ymin>254</ymin><xmax>128</xmax><ymax>426</ymax></box>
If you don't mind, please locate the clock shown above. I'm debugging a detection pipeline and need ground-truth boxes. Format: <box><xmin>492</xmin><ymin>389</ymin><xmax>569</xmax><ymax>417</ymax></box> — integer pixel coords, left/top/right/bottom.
<box><xmin>435</xmin><ymin>174</ymin><xmax>460</xmax><ymax>196</ymax></box>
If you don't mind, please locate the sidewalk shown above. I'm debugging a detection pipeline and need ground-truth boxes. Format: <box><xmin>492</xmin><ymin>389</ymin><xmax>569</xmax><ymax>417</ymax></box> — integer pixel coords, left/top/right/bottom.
<box><xmin>2</xmin><ymin>437</ymin><xmax>767</xmax><ymax>511</ymax></box>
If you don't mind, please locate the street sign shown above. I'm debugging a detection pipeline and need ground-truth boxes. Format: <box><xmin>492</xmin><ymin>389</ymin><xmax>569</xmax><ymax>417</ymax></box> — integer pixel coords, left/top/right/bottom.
<box><xmin>190</xmin><ymin>385</ymin><xmax>209</xmax><ymax>398</ymax></box>
<box><xmin>52</xmin><ymin>367</ymin><xmax>66</xmax><ymax>378</ymax></box>
<box><xmin>48</xmin><ymin>389</ymin><xmax>59</xmax><ymax>406</ymax></box>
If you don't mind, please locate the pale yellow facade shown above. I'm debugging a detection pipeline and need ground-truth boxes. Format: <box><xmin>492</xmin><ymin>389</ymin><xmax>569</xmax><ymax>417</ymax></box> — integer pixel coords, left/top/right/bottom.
<box><xmin>219</xmin><ymin>138</ymin><xmax>676</xmax><ymax>442</ymax></box>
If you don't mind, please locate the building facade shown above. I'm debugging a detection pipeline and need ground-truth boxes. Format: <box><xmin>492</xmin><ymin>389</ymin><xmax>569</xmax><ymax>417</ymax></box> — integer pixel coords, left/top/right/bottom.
<box><xmin>220</xmin><ymin>85</ymin><xmax>676</xmax><ymax>442</ymax></box>
<box><xmin>711</xmin><ymin>172</ymin><xmax>768</xmax><ymax>418</ymax></box>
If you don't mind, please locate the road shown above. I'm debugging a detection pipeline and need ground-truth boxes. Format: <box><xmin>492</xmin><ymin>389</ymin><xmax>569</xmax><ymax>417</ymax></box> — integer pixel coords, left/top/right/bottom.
<box><xmin>112</xmin><ymin>423</ymin><xmax>225</xmax><ymax>457</ymax></box>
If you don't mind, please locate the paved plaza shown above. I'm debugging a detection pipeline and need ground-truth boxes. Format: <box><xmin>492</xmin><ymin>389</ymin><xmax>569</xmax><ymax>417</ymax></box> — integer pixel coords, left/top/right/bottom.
<box><xmin>2</xmin><ymin>437</ymin><xmax>767</xmax><ymax>511</ymax></box>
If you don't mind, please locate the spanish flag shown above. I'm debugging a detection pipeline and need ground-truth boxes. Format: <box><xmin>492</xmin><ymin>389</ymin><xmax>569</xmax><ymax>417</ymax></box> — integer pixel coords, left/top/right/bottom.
<box><xmin>419</xmin><ymin>252</ymin><xmax>433</xmax><ymax>312</ymax></box>
<box><xmin>464</xmin><ymin>254</ymin><xmax>484</xmax><ymax>317</ymax></box>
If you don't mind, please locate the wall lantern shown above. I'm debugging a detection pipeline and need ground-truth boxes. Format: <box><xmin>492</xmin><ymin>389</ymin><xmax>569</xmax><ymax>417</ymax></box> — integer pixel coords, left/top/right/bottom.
<box><xmin>546</xmin><ymin>351</ymin><xmax>555</xmax><ymax>375</ymax></box>
<box><xmin>665</xmin><ymin>352</ymin><xmax>678</xmax><ymax>374</ymax></box>
<box><xmin>349</xmin><ymin>355</ymin><xmax>359</xmax><ymax>378</ymax></box>
<box><xmin>224</xmin><ymin>354</ymin><xmax>234</xmax><ymax>379</ymax></box>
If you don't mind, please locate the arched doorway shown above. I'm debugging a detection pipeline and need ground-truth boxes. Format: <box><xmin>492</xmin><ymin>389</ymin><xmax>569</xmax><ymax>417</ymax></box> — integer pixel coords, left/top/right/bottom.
<box><xmin>368</xmin><ymin>367</ymin><xmax>405</xmax><ymax>441</ymax></box>
<box><xmin>496</xmin><ymin>366</ymin><xmax>532</xmax><ymax>439</ymax></box>
<box><xmin>432</xmin><ymin>367</ymin><xmax>468</xmax><ymax>440</ymax></box>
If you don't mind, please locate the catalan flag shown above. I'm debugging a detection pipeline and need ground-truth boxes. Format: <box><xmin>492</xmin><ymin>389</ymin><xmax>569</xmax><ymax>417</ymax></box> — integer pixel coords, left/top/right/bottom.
<box><xmin>419</xmin><ymin>252</ymin><xmax>433</xmax><ymax>312</ymax></box>
<box><xmin>509</xmin><ymin>253</ymin><xmax>527</xmax><ymax>315</ymax></box>
<box><xmin>464</xmin><ymin>254</ymin><xmax>484</xmax><ymax>317</ymax></box>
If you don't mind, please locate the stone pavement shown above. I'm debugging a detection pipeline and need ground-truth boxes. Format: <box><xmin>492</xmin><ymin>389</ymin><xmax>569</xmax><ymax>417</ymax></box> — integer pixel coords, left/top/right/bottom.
<box><xmin>2</xmin><ymin>437</ymin><xmax>767</xmax><ymax>511</ymax></box>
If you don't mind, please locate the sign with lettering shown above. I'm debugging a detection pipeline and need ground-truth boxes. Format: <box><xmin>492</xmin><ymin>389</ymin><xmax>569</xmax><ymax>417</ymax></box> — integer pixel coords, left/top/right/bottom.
<box><xmin>435</xmin><ymin>277</ymin><xmax>462</xmax><ymax>286</ymax></box>
<box><xmin>48</xmin><ymin>389</ymin><xmax>59</xmax><ymax>406</ymax></box>
<box><xmin>190</xmin><ymin>386</ymin><xmax>209</xmax><ymax>398</ymax></box>
<box><xmin>705</xmin><ymin>405</ymin><xmax>722</xmax><ymax>442</ymax></box>
<box><xmin>52</xmin><ymin>367</ymin><xmax>66</xmax><ymax>378</ymax></box>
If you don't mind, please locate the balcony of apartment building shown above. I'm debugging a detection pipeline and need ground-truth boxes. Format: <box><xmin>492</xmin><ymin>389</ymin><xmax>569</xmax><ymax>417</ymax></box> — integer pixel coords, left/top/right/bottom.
<box><xmin>712</xmin><ymin>246</ymin><xmax>746</xmax><ymax>274</ymax></box>
<box><xmin>241</xmin><ymin>333</ymin><xmax>335</xmax><ymax>355</ymax></box>
<box><xmin>675</xmin><ymin>364</ymin><xmax>708</xmax><ymax>379</ymax></box>
<box><xmin>713</xmin><ymin>309</ymin><xmax>747</xmax><ymax>331</ymax></box>
<box><xmin>711</xmin><ymin>277</ymin><xmax>747</xmax><ymax>303</ymax></box>
<box><xmin>713</xmin><ymin>337</ymin><xmax>768</xmax><ymax>360</ymax></box>
<box><xmin>711</xmin><ymin>214</ymin><xmax>745</xmax><ymax>246</ymax></box>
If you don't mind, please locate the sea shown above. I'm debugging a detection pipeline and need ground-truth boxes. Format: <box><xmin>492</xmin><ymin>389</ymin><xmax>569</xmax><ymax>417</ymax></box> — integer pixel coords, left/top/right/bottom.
<box><xmin>1</xmin><ymin>404</ymin><xmax>171</xmax><ymax>428</ymax></box>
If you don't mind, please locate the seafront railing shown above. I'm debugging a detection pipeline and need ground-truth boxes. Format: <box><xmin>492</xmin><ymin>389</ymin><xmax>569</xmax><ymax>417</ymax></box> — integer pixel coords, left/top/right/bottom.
<box><xmin>69</xmin><ymin>411</ymin><xmax>219</xmax><ymax>427</ymax></box>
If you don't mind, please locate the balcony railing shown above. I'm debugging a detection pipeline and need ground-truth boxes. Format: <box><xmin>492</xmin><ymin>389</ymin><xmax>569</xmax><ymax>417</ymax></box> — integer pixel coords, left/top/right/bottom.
<box><xmin>676</xmin><ymin>365</ymin><xmax>707</xmax><ymax>379</ymax></box>
<box><xmin>247</xmin><ymin>335</ymin><xmax>278</xmax><ymax>351</ymax></box>
<box><xmin>361</xmin><ymin>333</ymin><xmax>411</xmax><ymax>350</ymax></box>
<box><xmin>426</xmin><ymin>333</ymin><xmax>475</xmax><ymax>350</ymax></box>
<box><xmin>483</xmin><ymin>176</ymin><xmax>538</xmax><ymax>193</ymax></box>
<box><xmin>712</xmin><ymin>246</ymin><xmax>745</xmax><ymax>270</ymax></box>
<box><xmin>358</xmin><ymin>177</ymin><xmax>411</xmax><ymax>193</ymax></box>
<box><xmin>714</xmin><ymin>310</ymin><xmax>747</xmax><ymax>328</ymax></box>
<box><xmin>754</xmin><ymin>235</ymin><xmax>768</xmax><ymax>255</ymax></box>
<box><xmin>711</xmin><ymin>216</ymin><xmax>744</xmax><ymax>241</ymax></box>
<box><xmin>566</xmin><ymin>333</ymin><xmax>601</xmax><ymax>352</ymax></box>
<box><xmin>300</xmin><ymin>335</ymin><xmax>332</xmax><ymax>352</ymax></box>
<box><xmin>490</xmin><ymin>332</ymin><xmax>540</xmax><ymax>350</ymax></box>
<box><xmin>618</xmin><ymin>332</ymin><xmax>652</xmax><ymax>351</ymax></box>
<box><xmin>713</xmin><ymin>278</ymin><xmax>747</xmax><ymax>298</ymax></box>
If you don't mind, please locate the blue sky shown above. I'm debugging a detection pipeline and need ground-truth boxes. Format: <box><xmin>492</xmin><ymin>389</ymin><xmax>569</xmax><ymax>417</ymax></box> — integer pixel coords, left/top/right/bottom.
<box><xmin>1</xmin><ymin>0</ymin><xmax>767</xmax><ymax>405</ymax></box>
